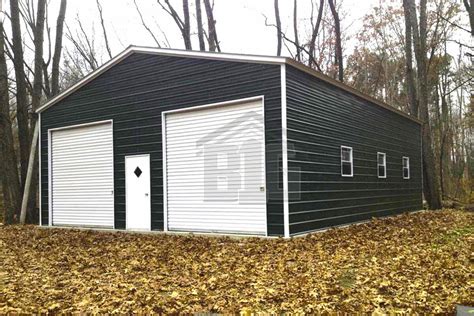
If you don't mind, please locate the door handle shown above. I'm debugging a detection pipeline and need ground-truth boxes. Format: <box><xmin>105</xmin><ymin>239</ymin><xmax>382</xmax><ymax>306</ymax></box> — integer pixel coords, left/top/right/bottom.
<box><xmin>145</xmin><ymin>193</ymin><xmax>149</xmax><ymax>196</ymax></box>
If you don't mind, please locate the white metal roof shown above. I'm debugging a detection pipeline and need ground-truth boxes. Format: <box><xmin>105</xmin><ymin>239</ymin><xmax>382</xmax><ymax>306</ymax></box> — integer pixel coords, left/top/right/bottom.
<box><xmin>36</xmin><ymin>45</ymin><xmax>420</xmax><ymax>124</ymax></box>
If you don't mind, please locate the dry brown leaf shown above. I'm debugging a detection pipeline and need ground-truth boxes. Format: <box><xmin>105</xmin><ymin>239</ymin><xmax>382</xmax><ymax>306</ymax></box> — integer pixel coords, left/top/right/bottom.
<box><xmin>0</xmin><ymin>209</ymin><xmax>472</xmax><ymax>313</ymax></box>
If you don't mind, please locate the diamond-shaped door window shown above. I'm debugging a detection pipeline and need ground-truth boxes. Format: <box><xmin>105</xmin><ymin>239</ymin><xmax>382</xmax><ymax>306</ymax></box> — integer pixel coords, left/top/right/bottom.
<box><xmin>134</xmin><ymin>167</ymin><xmax>142</xmax><ymax>178</ymax></box>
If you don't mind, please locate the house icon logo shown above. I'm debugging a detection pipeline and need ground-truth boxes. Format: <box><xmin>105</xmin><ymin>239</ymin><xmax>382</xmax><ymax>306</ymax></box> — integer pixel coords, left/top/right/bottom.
<box><xmin>196</xmin><ymin>109</ymin><xmax>265</xmax><ymax>205</ymax></box>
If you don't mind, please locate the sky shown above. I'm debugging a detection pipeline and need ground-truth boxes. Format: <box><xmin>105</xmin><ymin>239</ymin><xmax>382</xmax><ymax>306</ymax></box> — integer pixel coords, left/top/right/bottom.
<box><xmin>0</xmin><ymin>0</ymin><xmax>470</xmax><ymax>69</ymax></box>
<box><xmin>57</xmin><ymin>0</ymin><xmax>377</xmax><ymax>60</ymax></box>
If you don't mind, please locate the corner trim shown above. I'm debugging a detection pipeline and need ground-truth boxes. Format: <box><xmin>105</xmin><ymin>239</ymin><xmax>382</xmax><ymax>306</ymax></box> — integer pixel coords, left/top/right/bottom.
<box><xmin>420</xmin><ymin>127</ymin><xmax>424</xmax><ymax>203</ymax></box>
<box><xmin>281</xmin><ymin>64</ymin><xmax>290</xmax><ymax>238</ymax></box>
<box><xmin>47</xmin><ymin>127</ymin><xmax>52</xmax><ymax>226</ymax></box>
<box><xmin>161</xmin><ymin>112</ymin><xmax>168</xmax><ymax>232</ymax></box>
<box><xmin>38</xmin><ymin>113</ymin><xmax>42</xmax><ymax>226</ymax></box>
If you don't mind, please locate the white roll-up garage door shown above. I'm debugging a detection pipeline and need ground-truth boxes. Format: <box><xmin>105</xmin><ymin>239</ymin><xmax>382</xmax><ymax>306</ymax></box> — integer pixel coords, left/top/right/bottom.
<box><xmin>50</xmin><ymin>121</ymin><xmax>114</xmax><ymax>228</ymax></box>
<box><xmin>164</xmin><ymin>99</ymin><xmax>267</xmax><ymax>235</ymax></box>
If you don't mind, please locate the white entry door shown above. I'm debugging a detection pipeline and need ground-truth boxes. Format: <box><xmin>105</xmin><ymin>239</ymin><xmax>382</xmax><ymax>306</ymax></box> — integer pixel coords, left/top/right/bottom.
<box><xmin>125</xmin><ymin>155</ymin><xmax>151</xmax><ymax>230</ymax></box>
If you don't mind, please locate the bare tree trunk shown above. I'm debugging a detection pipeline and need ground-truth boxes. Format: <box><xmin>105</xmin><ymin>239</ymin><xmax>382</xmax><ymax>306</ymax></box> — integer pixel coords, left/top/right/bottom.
<box><xmin>203</xmin><ymin>0</ymin><xmax>220</xmax><ymax>52</ymax></box>
<box><xmin>293</xmin><ymin>0</ymin><xmax>301</xmax><ymax>62</ymax></box>
<box><xmin>10</xmin><ymin>0</ymin><xmax>30</xmax><ymax>196</ymax></box>
<box><xmin>403</xmin><ymin>0</ymin><xmax>418</xmax><ymax>117</ymax></box>
<box><xmin>274</xmin><ymin>0</ymin><xmax>282</xmax><ymax>56</ymax></box>
<box><xmin>182</xmin><ymin>0</ymin><xmax>191</xmax><ymax>50</ymax></box>
<box><xmin>406</xmin><ymin>0</ymin><xmax>442</xmax><ymax>209</ymax></box>
<box><xmin>308</xmin><ymin>0</ymin><xmax>324</xmax><ymax>68</ymax></box>
<box><xmin>463</xmin><ymin>0</ymin><xmax>474</xmax><ymax>36</ymax></box>
<box><xmin>328</xmin><ymin>0</ymin><xmax>343</xmax><ymax>81</ymax></box>
<box><xmin>439</xmin><ymin>54</ymin><xmax>451</xmax><ymax>199</ymax></box>
<box><xmin>32</xmin><ymin>0</ymin><xmax>47</xmax><ymax>112</ymax></box>
<box><xmin>23</xmin><ymin>0</ymin><xmax>46</xmax><ymax>224</ymax></box>
<box><xmin>42</xmin><ymin>22</ymin><xmax>52</xmax><ymax>98</ymax></box>
<box><xmin>1</xmin><ymin>174</ymin><xmax>12</xmax><ymax>223</ymax></box>
<box><xmin>0</xmin><ymin>20</ymin><xmax>21</xmax><ymax>224</ymax></box>
<box><xmin>51</xmin><ymin>0</ymin><xmax>67</xmax><ymax>96</ymax></box>
<box><xmin>196</xmin><ymin>0</ymin><xmax>205</xmax><ymax>51</ymax></box>
<box><xmin>439</xmin><ymin>92</ymin><xmax>449</xmax><ymax>198</ymax></box>
<box><xmin>96</xmin><ymin>0</ymin><xmax>112</xmax><ymax>59</ymax></box>
<box><xmin>43</xmin><ymin>62</ymin><xmax>51</xmax><ymax>98</ymax></box>
<box><xmin>157</xmin><ymin>0</ymin><xmax>192</xmax><ymax>50</ymax></box>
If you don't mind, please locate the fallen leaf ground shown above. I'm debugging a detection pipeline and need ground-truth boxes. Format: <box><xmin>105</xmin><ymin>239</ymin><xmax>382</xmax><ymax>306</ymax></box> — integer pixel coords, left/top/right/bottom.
<box><xmin>0</xmin><ymin>210</ymin><xmax>472</xmax><ymax>313</ymax></box>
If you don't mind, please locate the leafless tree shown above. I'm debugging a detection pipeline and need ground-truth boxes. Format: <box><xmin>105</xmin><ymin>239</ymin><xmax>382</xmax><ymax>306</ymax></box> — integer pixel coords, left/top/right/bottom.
<box><xmin>65</xmin><ymin>16</ymin><xmax>100</xmax><ymax>71</ymax></box>
<box><xmin>153</xmin><ymin>0</ymin><xmax>219</xmax><ymax>51</ymax></box>
<box><xmin>328</xmin><ymin>0</ymin><xmax>343</xmax><ymax>81</ymax></box>
<box><xmin>96</xmin><ymin>0</ymin><xmax>112</xmax><ymax>59</ymax></box>
<box><xmin>157</xmin><ymin>0</ymin><xmax>192</xmax><ymax>50</ymax></box>
<box><xmin>21</xmin><ymin>0</ymin><xmax>47</xmax><ymax>223</ymax></box>
<box><xmin>404</xmin><ymin>0</ymin><xmax>442</xmax><ymax>209</ymax></box>
<box><xmin>31</xmin><ymin>0</ymin><xmax>47</xmax><ymax>113</ymax></box>
<box><xmin>51</xmin><ymin>0</ymin><xmax>67</xmax><ymax>97</ymax></box>
<box><xmin>0</xmin><ymin>19</ymin><xmax>21</xmax><ymax>224</ymax></box>
<box><xmin>264</xmin><ymin>11</ymin><xmax>322</xmax><ymax>70</ymax></box>
<box><xmin>9</xmin><ymin>0</ymin><xmax>30</xmax><ymax>192</ymax></box>
<box><xmin>293</xmin><ymin>0</ymin><xmax>301</xmax><ymax>62</ymax></box>
<box><xmin>196</xmin><ymin>0</ymin><xmax>205</xmax><ymax>51</ymax></box>
<box><xmin>308</xmin><ymin>0</ymin><xmax>324</xmax><ymax>68</ymax></box>
<box><xmin>133</xmin><ymin>0</ymin><xmax>162</xmax><ymax>47</ymax></box>
<box><xmin>203</xmin><ymin>0</ymin><xmax>220</xmax><ymax>52</ymax></box>
<box><xmin>274</xmin><ymin>0</ymin><xmax>282</xmax><ymax>56</ymax></box>
<box><xmin>403</xmin><ymin>0</ymin><xmax>418</xmax><ymax>117</ymax></box>
<box><xmin>463</xmin><ymin>0</ymin><xmax>473</xmax><ymax>36</ymax></box>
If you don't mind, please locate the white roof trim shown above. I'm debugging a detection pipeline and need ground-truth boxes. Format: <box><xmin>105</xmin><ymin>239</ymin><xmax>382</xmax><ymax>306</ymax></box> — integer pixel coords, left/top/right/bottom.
<box><xmin>36</xmin><ymin>46</ymin><xmax>286</xmax><ymax>113</ymax></box>
<box><xmin>133</xmin><ymin>46</ymin><xmax>287</xmax><ymax>64</ymax></box>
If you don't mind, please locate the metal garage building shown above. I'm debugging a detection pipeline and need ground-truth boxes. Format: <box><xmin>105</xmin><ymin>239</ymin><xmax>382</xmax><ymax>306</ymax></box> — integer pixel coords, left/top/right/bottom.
<box><xmin>37</xmin><ymin>46</ymin><xmax>422</xmax><ymax>237</ymax></box>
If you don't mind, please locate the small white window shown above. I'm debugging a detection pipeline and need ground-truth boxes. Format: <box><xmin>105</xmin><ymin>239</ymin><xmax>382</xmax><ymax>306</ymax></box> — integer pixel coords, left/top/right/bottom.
<box><xmin>377</xmin><ymin>152</ymin><xmax>386</xmax><ymax>178</ymax></box>
<box><xmin>402</xmin><ymin>157</ymin><xmax>410</xmax><ymax>179</ymax></box>
<box><xmin>341</xmin><ymin>146</ymin><xmax>353</xmax><ymax>177</ymax></box>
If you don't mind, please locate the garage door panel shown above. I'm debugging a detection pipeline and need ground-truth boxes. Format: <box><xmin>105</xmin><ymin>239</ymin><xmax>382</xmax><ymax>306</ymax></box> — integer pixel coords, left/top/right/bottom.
<box><xmin>165</xmin><ymin>119</ymin><xmax>264</xmax><ymax>132</ymax></box>
<box><xmin>165</xmin><ymin>105</ymin><xmax>260</xmax><ymax>122</ymax></box>
<box><xmin>165</xmin><ymin>152</ymin><xmax>264</xmax><ymax>162</ymax></box>
<box><xmin>51</xmin><ymin>136</ymin><xmax>113</xmax><ymax>147</ymax></box>
<box><xmin>165</xmin><ymin>99</ymin><xmax>266</xmax><ymax>235</ymax></box>
<box><xmin>51</xmin><ymin>122</ymin><xmax>114</xmax><ymax>228</ymax></box>
<box><xmin>165</xmin><ymin>125</ymin><xmax>263</xmax><ymax>138</ymax></box>
<box><xmin>51</xmin><ymin>128</ymin><xmax>111</xmax><ymax>138</ymax></box>
<box><xmin>50</xmin><ymin>152</ymin><xmax>112</xmax><ymax>160</ymax></box>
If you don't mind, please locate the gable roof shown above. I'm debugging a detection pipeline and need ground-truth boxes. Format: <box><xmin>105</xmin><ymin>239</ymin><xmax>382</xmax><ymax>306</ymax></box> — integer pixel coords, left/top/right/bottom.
<box><xmin>36</xmin><ymin>45</ymin><xmax>421</xmax><ymax>124</ymax></box>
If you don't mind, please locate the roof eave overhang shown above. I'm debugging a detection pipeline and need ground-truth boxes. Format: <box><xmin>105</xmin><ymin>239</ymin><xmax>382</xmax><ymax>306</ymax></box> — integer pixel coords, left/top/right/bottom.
<box><xmin>284</xmin><ymin>59</ymin><xmax>422</xmax><ymax>124</ymax></box>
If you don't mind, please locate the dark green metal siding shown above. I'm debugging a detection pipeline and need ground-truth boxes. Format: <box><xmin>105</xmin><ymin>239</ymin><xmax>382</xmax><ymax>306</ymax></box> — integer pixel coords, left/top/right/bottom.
<box><xmin>40</xmin><ymin>53</ymin><xmax>284</xmax><ymax>236</ymax></box>
<box><xmin>286</xmin><ymin>65</ymin><xmax>422</xmax><ymax>235</ymax></box>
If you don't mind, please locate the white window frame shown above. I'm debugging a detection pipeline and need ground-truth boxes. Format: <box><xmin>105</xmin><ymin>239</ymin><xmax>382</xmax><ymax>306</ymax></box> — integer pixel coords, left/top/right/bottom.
<box><xmin>402</xmin><ymin>156</ymin><xmax>410</xmax><ymax>179</ymax></box>
<box><xmin>341</xmin><ymin>146</ymin><xmax>353</xmax><ymax>177</ymax></box>
<box><xmin>377</xmin><ymin>152</ymin><xmax>387</xmax><ymax>179</ymax></box>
